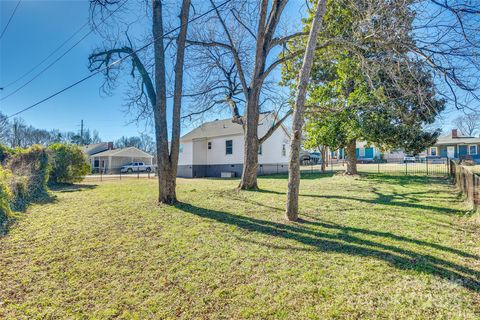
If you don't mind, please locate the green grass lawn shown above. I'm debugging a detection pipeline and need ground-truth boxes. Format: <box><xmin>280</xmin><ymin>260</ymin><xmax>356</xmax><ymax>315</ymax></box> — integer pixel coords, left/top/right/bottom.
<box><xmin>1</xmin><ymin>173</ymin><xmax>479</xmax><ymax>319</ymax></box>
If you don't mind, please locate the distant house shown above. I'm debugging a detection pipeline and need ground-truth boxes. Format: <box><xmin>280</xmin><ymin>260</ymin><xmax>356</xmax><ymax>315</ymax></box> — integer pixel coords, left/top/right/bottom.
<box><xmin>325</xmin><ymin>141</ymin><xmax>404</xmax><ymax>162</ymax></box>
<box><xmin>82</xmin><ymin>143</ymin><xmax>154</xmax><ymax>173</ymax></box>
<box><xmin>81</xmin><ymin>142</ymin><xmax>112</xmax><ymax>158</ymax></box>
<box><xmin>427</xmin><ymin>129</ymin><xmax>480</xmax><ymax>159</ymax></box>
<box><xmin>178</xmin><ymin>112</ymin><xmax>290</xmax><ymax>178</ymax></box>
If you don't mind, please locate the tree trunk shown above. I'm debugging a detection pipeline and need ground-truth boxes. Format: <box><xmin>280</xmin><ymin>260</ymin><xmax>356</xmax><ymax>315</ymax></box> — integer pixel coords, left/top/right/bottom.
<box><xmin>320</xmin><ymin>146</ymin><xmax>326</xmax><ymax>172</ymax></box>
<box><xmin>152</xmin><ymin>0</ymin><xmax>190</xmax><ymax>204</ymax></box>
<box><xmin>285</xmin><ymin>0</ymin><xmax>327</xmax><ymax>221</ymax></box>
<box><xmin>151</xmin><ymin>0</ymin><xmax>173</xmax><ymax>204</ymax></box>
<box><xmin>238</xmin><ymin>90</ymin><xmax>260</xmax><ymax>190</ymax></box>
<box><xmin>168</xmin><ymin>0</ymin><xmax>191</xmax><ymax>197</ymax></box>
<box><xmin>345</xmin><ymin>139</ymin><xmax>358</xmax><ymax>175</ymax></box>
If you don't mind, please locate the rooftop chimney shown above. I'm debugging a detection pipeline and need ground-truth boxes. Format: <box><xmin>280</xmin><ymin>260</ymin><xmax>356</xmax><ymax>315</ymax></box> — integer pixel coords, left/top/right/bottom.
<box><xmin>107</xmin><ymin>142</ymin><xmax>114</xmax><ymax>150</ymax></box>
<box><xmin>452</xmin><ymin>129</ymin><xmax>458</xmax><ymax>138</ymax></box>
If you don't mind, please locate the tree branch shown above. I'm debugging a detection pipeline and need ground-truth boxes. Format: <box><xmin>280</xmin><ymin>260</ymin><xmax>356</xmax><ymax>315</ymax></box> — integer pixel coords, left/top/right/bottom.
<box><xmin>259</xmin><ymin>110</ymin><xmax>292</xmax><ymax>144</ymax></box>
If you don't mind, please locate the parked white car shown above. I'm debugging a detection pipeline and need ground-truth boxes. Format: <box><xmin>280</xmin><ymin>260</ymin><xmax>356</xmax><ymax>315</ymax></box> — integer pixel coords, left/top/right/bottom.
<box><xmin>120</xmin><ymin>162</ymin><xmax>155</xmax><ymax>173</ymax></box>
<box><xmin>403</xmin><ymin>156</ymin><xmax>416</xmax><ymax>163</ymax></box>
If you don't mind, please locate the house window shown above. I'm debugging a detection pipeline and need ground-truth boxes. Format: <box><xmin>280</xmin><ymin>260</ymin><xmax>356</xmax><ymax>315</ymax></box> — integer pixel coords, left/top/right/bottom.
<box><xmin>359</xmin><ymin>148</ymin><xmax>365</xmax><ymax>157</ymax></box>
<box><xmin>469</xmin><ymin>145</ymin><xmax>477</xmax><ymax>155</ymax></box>
<box><xmin>226</xmin><ymin>140</ymin><xmax>233</xmax><ymax>155</ymax></box>
<box><xmin>208</xmin><ymin>142</ymin><xmax>212</xmax><ymax>150</ymax></box>
<box><xmin>258</xmin><ymin>144</ymin><xmax>262</xmax><ymax>155</ymax></box>
<box><xmin>430</xmin><ymin>147</ymin><xmax>437</xmax><ymax>156</ymax></box>
<box><xmin>282</xmin><ymin>144</ymin><xmax>286</xmax><ymax>156</ymax></box>
<box><xmin>179</xmin><ymin>144</ymin><xmax>183</xmax><ymax>153</ymax></box>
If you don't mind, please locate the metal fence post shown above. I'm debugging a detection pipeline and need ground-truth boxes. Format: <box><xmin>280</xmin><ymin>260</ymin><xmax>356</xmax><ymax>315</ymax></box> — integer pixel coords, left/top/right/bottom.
<box><xmin>137</xmin><ymin>167</ymin><xmax>140</xmax><ymax>179</ymax></box>
<box><xmin>377</xmin><ymin>161</ymin><xmax>380</xmax><ymax>174</ymax></box>
<box><xmin>426</xmin><ymin>159</ymin><xmax>429</xmax><ymax>176</ymax></box>
<box><xmin>405</xmin><ymin>161</ymin><xmax>408</xmax><ymax>175</ymax></box>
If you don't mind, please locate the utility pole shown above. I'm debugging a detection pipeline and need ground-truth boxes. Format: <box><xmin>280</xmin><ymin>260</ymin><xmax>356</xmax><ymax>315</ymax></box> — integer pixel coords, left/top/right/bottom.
<box><xmin>12</xmin><ymin>122</ymin><xmax>18</xmax><ymax>147</ymax></box>
<box><xmin>80</xmin><ymin>120</ymin><xmax>84</xmax><ymax>145</ymax></box>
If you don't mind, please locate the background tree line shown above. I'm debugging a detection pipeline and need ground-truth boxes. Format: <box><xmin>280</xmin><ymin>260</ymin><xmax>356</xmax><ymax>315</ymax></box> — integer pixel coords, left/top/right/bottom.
<box><xmin>0</xmin><ymin>111</ymin><xmax>156</xmax><ymax>154</ymax></box>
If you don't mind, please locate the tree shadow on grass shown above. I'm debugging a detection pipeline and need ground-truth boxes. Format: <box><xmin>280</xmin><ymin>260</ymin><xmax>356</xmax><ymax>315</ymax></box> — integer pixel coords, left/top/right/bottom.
<box><xmin>258</xmin><ymin>172</ymin><xmax>336</xmax><ymax>180</ymax></box>
<box><xmin>257</xmin><ymin>188</ymin><xmax>459</xmax><ymax>215</ymax></box>
<box><xmin>49</xmin><ymin>184</ymin><xmax>97</xmax><ymax>193</ymax></box>
<box><xmin>175</xmin><ymin>202</ymin><xmax>480</xmax><ymax>292</ymax></box>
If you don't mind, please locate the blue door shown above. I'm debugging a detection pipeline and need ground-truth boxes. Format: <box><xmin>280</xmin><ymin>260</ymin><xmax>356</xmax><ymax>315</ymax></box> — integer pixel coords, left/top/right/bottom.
<box><xmin>459</xmin><ymin>145</ymin><xmax>468</xmax><ymax>158</ymax></box>
<box><xmin>365</xmin><ymin>147</ymin><xmax>374</xmax><ymax>158</ymax></box>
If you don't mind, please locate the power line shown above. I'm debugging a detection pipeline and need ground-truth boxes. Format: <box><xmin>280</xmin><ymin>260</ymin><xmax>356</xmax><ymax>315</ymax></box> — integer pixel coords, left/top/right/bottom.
<box><xmin>5</xmin><ymin>0</ymin><xmax>233</xmax><ymax>119</ymax></box>
<box><xmin>0</xmin><ymin>21</ymin><xmax>89</xmax><ymax>90</ymax></box>
<box><xmin>0</xmin><ymin>0</ymin><xmax>128</xmax><ymax>101</ymax></box>
<box><xmin>0</xmin><ymin>0</ymin><xmax>21</xmax><ymax>40</ymax></box>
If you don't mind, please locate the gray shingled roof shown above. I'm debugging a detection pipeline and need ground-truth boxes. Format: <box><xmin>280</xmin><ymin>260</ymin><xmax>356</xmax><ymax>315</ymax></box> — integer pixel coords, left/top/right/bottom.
<box><xmin>91</xmin><ymin>147</ymin><xmax>153</xmax><ymax>158</ymax></box>
<box><xmin>434</xmin><ymin>133</ymin><xmax>480</xmax><ymax>145</ymax></box>
<box><xmin>181</xmin><ymin>118</ymin><xmax>243</xmax><ymax>141</ymax></box>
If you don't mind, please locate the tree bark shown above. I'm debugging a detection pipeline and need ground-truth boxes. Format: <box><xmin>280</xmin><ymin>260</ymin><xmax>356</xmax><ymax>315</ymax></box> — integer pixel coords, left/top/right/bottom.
<box><xmin>238</xmin><ymin>88</ymin><xmax>260</xmax><ymax>190</ymax></box>
<box><xmin>167</xmin><ymin>0</ymin><xmax>191</xmax><ymax>201</ymax></box>
<box><xmin>285</xmin><ymin>0</ymin><xmax>327</xmax><ymax>221</ymax></box>
<box><xmin>320</xmin><ymin>146</ymin><xmax>326</xmax><ymax>172</ymax></box>
<box><xmin>345</xmin><ymin>139</ymin><xmax>358</xmax><ymax>175</ymax></box>
<box><xmin>152</xmin><ymin>0</ymin><xmax>190</xmax><ymax>204</ymax></box>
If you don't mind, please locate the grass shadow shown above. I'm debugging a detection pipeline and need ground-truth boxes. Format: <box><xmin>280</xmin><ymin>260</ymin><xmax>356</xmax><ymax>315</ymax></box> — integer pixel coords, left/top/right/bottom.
<box><xmin>255</xmin><ymin>174</ymin><xmax>462</xmax><ymax>216</ymax></box>
<box><xmin>258</xmin><ymin>172</ymin><xmax>336</xmax><ymax>180</ymax></box>
<box><xmin>49</xmin><ymin>183</ymin><xmax>98</xmax><ymax>193</ymax></box>
<box><xmin>175</xmin><ymin>202</ymin><xmax>480</xmax><ymax>292</ymax></box>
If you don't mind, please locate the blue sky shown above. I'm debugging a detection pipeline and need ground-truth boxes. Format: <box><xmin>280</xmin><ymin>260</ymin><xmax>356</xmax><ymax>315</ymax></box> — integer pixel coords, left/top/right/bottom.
<box><xmin>0</xmin><ymin>0</ymin><xmax>465</xmax><ymax>142</ymax></box>
<box><xmin>0</xmin><ymin>0</ymin><xmax>153</xmax><ymax>141</ymax></box>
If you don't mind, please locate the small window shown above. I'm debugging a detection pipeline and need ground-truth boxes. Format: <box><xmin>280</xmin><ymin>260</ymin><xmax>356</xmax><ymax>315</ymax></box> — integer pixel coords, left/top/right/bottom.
<box><xmin>359</xmin><ymin>148</ymin><xmax>365</xmax><ymax>157</ymax></box>
<box><xmin>179</xmin><ymin>144</ymin><xmax>183</xmax><ymax>153</ymax></box>
<box><xmin>430</xmin><ymin>147</ymin><xmax>437</xmax><ymax>156</ymax></box>
<box><xmin>469</xmin><ymin>145</ymin><xmax>477</xmax><ymax>155</ymax></box>
<box><xmin>282</xmin><ymin>144</ymin><xmax>286</xmax><ymax>156</ymax></box>
<box><xmin>208</xmin><ymin>142</ymin><xmax>212</xmax><ymax>150</ymax></box>
<box><xmin>226</xmin><ymin>140</ymin><xmax>233</xmax><ymax>155</ymax></box>
<box><xmin>258</xmin><ymin>144</ymin><xmax>262</xmax><ymax>155</ymax></box>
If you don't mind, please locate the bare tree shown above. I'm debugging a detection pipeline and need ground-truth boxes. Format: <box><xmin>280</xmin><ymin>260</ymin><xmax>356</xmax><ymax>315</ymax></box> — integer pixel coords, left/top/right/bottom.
<box><xmin>413</xmin><ymin>0</ymin><xmax>480</xmax><ymax>111</ymax></box>
<box><xmin>185</xmin><ymin>0</ymin><xmax>308</xmax><ymax>190</ymax></box>
<box><xmin>285</xmin><ymin>0</ymin><xmax>327</xmax><ymax>221</ymax></box>
<box><xmin>0</xmin><ymin>112</ymin><xmax>10</xmax><ymax>144</ymax></box>
<box><xmin>89</xmin><ymin>0</ymin><xmax>191</xmax><ymax>203</ymax></box>
<box><xmin>453</xmin><ymin>113</ymin><xmax>480</xmax><ymax>137</ymax></box>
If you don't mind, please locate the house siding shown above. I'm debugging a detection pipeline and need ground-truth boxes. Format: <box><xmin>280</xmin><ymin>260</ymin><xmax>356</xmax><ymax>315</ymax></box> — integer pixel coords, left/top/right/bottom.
<box><xmin>178</xmin><ymin>113</ymin><xmax>290</xmax><ymax>177</ymax></box>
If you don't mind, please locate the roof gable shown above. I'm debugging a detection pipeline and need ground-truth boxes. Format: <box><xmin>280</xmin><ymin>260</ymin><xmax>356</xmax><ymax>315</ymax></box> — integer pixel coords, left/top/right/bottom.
<box><xmin>92</xmin><ymin>147</ymin><xmax>153</xmax><ymax>158</ymax></box>
<box><xmin>181</xmin><ymin>112</ymin><xmax>291</xmax><ymax>141</ymax></box>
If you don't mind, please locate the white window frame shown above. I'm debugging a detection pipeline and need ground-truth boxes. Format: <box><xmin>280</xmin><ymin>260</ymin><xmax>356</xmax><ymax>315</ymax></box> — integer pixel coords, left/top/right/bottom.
<box><xmin>225</xmin><ymin>140</ymin><xmax>233</xmax><ymax>155</ymax></box>
<box><xmin>258</xmin><ymin>143</ymin><xmax>262</xmax><ymax>155</ymax></box>
<box><xmin>207</xmin><ymin>141</ymin><xmax>212</xmax><ymax>150</ymax></box>
<box><xmin>469</xmin><ymin>144</ymin><xmax>477</xmax><ymax>155</ymax></box>
<box><xmin>359</xmin><ymin>148</ymin><xmax>366</xmax><ymax>157</ymax></box>
<box><xmin>282</xmin><ymin>144</ymin><xmax>286</xmax><ymax>156</ymax></box>
<box><xmin>430</xmin><ymin>147</ymin><xmax>438</xmax><ymax>156</ymax></box>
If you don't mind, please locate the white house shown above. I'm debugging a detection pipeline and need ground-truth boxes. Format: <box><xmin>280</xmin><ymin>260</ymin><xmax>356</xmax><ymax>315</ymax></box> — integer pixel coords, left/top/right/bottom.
<box><xmin>178</xmin><ymin>112</ymin><xmax>290</xmax><ymax>178</ymax></box>
<box><xmin>82</xmin><ymin>143</ymin><xmax>154</xmax><ymax>174</ymax></box>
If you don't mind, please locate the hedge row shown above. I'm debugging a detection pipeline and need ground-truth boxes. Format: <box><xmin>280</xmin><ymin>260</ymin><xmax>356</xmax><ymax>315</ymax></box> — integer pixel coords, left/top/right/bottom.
<box><xmin>0</xmin><ymin>143</ymin><xmax>90</xmax><ymax>232</ymax></box>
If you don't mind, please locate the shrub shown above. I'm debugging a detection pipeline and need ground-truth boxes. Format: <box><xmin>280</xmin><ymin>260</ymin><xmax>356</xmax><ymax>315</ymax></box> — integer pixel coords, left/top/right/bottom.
<box><xmin>48</xmin><ymin>143</ymin><xmax>90</xmax><ymax>184</ymax></box>
<box><xmin>0</xmin><ymin>167</ymin><xmax>12</xmax><ymax>231</ymax></box>
<box><xmin>7</xmin><ymin>145</ymin><xmax>50</xmax><ymax>204</ymax></box>
<box><xmin>0</xmin><ymin>144</ymin><xmax>13</xmax><ymax>164</ymax></box>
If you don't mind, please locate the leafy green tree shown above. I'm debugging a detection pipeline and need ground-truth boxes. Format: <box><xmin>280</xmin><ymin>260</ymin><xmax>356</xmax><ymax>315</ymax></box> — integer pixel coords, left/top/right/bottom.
<box><xmin>284</xmin><ymin>0</ymin><xmax>444</xmax><ymax>175</ymax></box>
<box><xmin>48</xmin><ymin>143</ymin><xmax>90</xmax><ymax>184</ymax></box>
